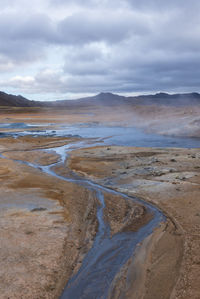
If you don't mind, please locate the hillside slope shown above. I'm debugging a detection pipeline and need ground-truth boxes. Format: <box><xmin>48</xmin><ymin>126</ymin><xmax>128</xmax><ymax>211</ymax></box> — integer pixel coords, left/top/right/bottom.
<box><xmin>0</xmin><ymin>91</ymin><xmax>42</xmax><ymax>107</ymax></box>
<box><xmin>0</xmin><ymin>91</ymin><xmax>200</xmax><ymax>107</ymax></box>
<box><xmin>49</xmin><ymin>92</ymin><xmax>200</xmax><ymax>107</ymax></box>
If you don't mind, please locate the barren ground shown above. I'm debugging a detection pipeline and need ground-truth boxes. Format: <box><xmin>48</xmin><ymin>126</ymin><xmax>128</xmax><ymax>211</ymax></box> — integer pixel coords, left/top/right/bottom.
<box><xmin>0</xmin><ymin>108</ymin><xmax>200</xmax><ymax>298</ymax></box>
<box><xmin>0</xmin><ymin>104</ymin><xmax>200</xmax><ymax>137</ymax></box>
<box><xmin>67</xmin><ymin>146</ymin><xmax>200</xmax><ymax>299</ymax></box>
<box><xmin>0</xmin><ymin>135</ymin><xmax>151</xmax><ymax>298</ymax></box>
<box><xmin>0</xmin><ymin>139</ymin><xmax>99</xmax><ymax>298</ymax></box>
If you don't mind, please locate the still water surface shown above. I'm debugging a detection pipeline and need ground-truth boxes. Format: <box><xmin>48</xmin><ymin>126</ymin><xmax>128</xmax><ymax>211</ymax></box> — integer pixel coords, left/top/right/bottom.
<box><xmin>1</xmin><ymin>122</ymin><xmax>200</xmax><ymax>148</ymax></box>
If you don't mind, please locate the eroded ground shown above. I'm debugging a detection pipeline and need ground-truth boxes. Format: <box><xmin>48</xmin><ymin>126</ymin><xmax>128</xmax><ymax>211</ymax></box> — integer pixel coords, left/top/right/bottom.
<box><xmin>0</xmin><ymin>136</ymin><xmax>100</xmax><ymax>298</ymax></box>
<box><xmin>67</xmin><ymin>146</ymin><xmax>200</xmax><ymax>299</ymax></box>
<box><xmin>0</xmin><ymin>136</ymin><xmax>152</xmax><ymax>298</ymax></box>
<box><xmin>0</xmin><ymin>108</ymin><xmax>200</xmax><ymax>299</ymax></box>
<box><xmin>0</xmin><ymin>104</ymin><xmax>200</xmax><ymax>137</ymax></box>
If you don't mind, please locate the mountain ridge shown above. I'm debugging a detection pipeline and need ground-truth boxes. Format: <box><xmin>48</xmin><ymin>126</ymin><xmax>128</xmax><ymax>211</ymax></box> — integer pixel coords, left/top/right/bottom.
<box><xmin>0</xmin><ymin>91</ymin><xmax>43</xmax><ymax>107</ymax></box>
<box><xmin>0</xmin><ymin>91</ymin><xmax>200</xmax><ymax>107</ymax></box>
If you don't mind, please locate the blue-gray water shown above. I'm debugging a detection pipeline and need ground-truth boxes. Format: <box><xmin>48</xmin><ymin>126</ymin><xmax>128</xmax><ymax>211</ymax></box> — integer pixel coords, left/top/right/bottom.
<box><xmin>0</xmin><ymin>122</ymin><xmax>37</xmax><ymax>129</ymax></box>
<box><xmin>1</xmin><ymin>122</ymin><xmax>200</xmax><ymax>148</ymax></box>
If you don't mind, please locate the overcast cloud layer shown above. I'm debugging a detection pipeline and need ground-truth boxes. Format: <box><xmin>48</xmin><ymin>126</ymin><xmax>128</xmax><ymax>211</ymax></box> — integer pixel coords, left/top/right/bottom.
<box><xmin>0</xmin><ymin>0</ymin><xmax>200</xmax><ymax>100</ymax></box>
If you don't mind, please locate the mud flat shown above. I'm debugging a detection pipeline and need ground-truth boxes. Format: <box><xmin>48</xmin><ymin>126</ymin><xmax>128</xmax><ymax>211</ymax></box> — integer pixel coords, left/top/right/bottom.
<box><xmin>0</xmin><ymin>135</ymin><xmax>155</xmax><ymax>298</ymax></box>
<box><xmin>0</xmin><ymin>136</ymin><xmax>100</xmax><ymax>298</ymax></box>
<box><xmin>1</xmin><ymin>104</ymin><xmax>200</xmax><ymax>138</ymax></box>
<box><xmin>67</xmin><ymin>146</ymin><xmax>200</xmax><ymax>299</ymax></box>
<box><xmin>0</xmin><ymin>108</ymin><xmax>200</xmax><ymax>298</ymax></box>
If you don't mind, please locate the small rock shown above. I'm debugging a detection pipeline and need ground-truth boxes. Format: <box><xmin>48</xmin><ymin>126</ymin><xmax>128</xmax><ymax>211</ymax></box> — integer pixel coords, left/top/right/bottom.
<box><xmin>170</xmin><ymin>158</ymin><xmax>176</xmax><ymax>162</ymax></box>
<box><xmin>151</xmin><ymin>157</ymin><xmax>159</xmax><ymax>163</ymax></box>
<box><xmin>25</xmin><ymin>231</ymin><xmax>34</xmax><ymax>235</ymax></box>
<box><xmin>31</xmin><ymin>207</ymin><xmax>47</xmax><ymax>212</ymax></box>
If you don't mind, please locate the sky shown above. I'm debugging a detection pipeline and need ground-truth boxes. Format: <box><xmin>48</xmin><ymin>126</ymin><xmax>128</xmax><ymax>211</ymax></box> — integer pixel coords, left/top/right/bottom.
<box><xmin>0</xmin><ymin>0</ymin><xmax>200</xmax><ymax>101</ymax></box>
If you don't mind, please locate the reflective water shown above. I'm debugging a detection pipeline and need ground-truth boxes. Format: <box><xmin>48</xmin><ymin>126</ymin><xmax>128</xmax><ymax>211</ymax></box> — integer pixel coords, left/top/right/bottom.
<box><xmin>1</xmin><ymin>122</ymin><xmax>200</xmax><ymax>148</ymax></box>
<box><xmin>0</xmin><ymin>122</ymin><xmax>39</xmax><ymax>129</ymax></box>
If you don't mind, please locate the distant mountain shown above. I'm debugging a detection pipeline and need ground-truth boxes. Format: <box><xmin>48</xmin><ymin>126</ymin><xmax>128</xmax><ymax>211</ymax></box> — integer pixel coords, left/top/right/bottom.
<box><xmin>47</xmin><ymin>91</ymin><xmax>200</xmax><ymax>107</ymax></box>
<box><xmin>0</xmin><ymin>91</ymin><xmax>42</xmax><ymax>107</ymax></box>
<box><xmin>49</xmin><ymin>92</ymin><xmax>126</xmax><ymax>108</ymax></box>
<box><xmin>130</xmin><ymin>92</ymin><xmax>200</xmax><ymax>106</ymax></box>
<box><xmin>0</xmin><ymin>91</ymin><xmax>200</xmax><ymax>107</ymax></box>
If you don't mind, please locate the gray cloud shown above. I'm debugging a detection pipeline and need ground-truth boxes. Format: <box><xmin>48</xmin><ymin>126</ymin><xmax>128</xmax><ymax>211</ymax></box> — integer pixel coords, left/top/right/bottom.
<box><xmin>0</xmin><ymin>13</ymin><xmax>53</xmax><ymax>64</ymax></box>
<box><xmin>64</xmin><ymin>45</ymin><xmax>108</xmax><ymax>75</ymax></box>
<box><xmin>0</xmin><ymin>0</ymin><xmax>200</xmax><ymax>99</ymax></box>
<box><xmin>57</xmin><ymin>13</ymin><xmax>140</xmax><ymax>45</ymax></box>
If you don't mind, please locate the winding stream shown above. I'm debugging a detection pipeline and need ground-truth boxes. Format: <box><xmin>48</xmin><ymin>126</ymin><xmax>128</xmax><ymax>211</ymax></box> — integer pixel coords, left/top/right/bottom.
<box><xmin>1</xmin><ymin>139</ymin><xmax>165</xmax><ymax>298</ymax></box>
<box><xmin>0</xmin><ymin>123</ymin><xmax>174</xmax><ymax>298</ymax></box>
<box><xmin>49</xmin><ymin>143</ymin><xmax>164</xmax><ymax>299</ymax></box>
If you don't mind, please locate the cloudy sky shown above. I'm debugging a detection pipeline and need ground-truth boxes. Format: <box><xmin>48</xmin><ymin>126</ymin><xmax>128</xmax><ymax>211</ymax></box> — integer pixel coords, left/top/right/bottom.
<box><xmin>0</xmin><ymin>0</ymin><xmax>200</xmax><ymax>101</ymax></box>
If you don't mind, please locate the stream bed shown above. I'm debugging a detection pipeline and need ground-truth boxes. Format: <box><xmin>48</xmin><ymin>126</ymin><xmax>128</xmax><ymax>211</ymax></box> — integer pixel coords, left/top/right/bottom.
<box><xmin>46</xmin><ymin>143</ymin><xmax>164</xmax><ymax>299</ymax></box>
<box><xmin>1</xmin><ymin>122</ymin><xmax>196</xmax><ymax>298</ymax></box>
<box><xmin>4</xmin><ymin>140</ymin><xmax>164</xmax><ymax>299</ymax></box>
